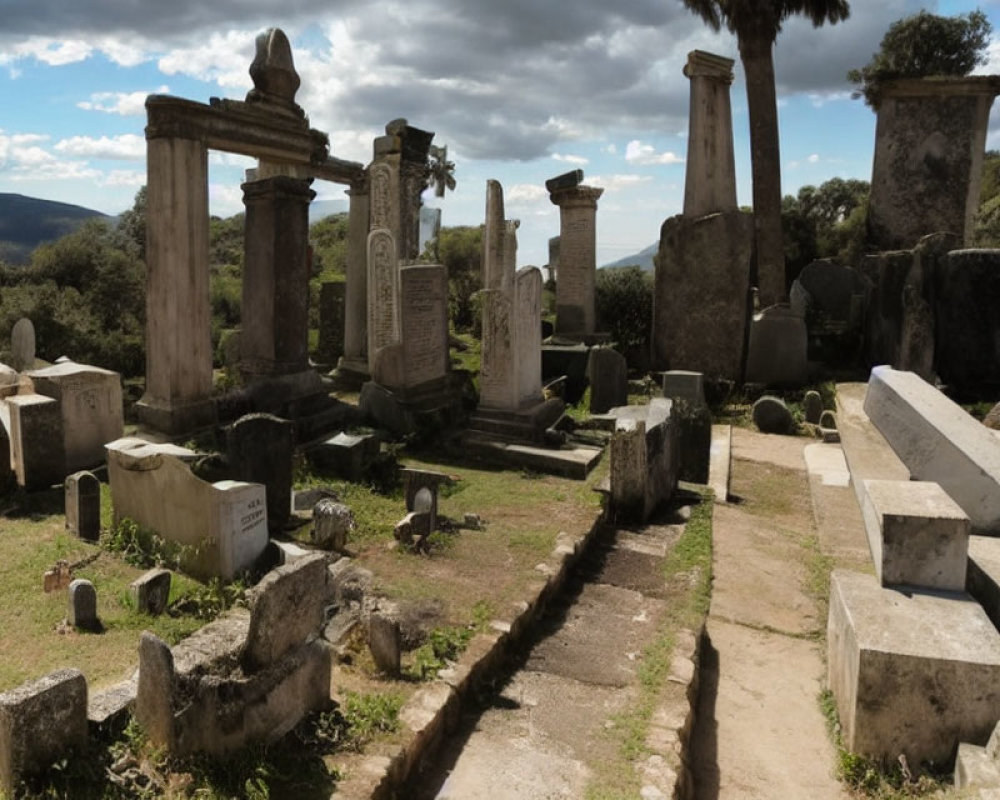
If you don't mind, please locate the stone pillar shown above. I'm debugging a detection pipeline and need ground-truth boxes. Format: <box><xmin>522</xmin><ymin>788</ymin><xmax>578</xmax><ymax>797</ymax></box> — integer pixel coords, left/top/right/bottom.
<box><xmin>868</xmin><ymin>76</ymin><xmax>1000</xmax><ymax>251</ymax></box>
<box><xmin>339</xmin><ymin>176</ymin><xmax>371</xmax><ymax>376</ymax></box>
<box><xmin>137</xmin><ymin>136</ymin><xmax>215</xmax><ymax>434</ymax></box>
<box><xmin>240</xmin><ymin>175</ymin><xmax>315</xmax><ymax>381</ymax></box>
<box><xmin>683</xmin><ymin>50</ymin><xmax>738</xmax><ymax>217</ymax></box>
<box><xmin>548</xmin><ymin>184</ymin><xmax>603</xmax><ymax>337</ymax></box>
<box><xmin>370</xmin><ymin>119</ymin><xmax>433</xmax><ymax>263</ymax></box>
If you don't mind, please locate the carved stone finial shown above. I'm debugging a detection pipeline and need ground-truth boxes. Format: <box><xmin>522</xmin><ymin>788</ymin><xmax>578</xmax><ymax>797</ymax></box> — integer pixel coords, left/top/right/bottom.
<box><xmin>247</xmin><ymin>28</ymin><xmax>302</xmax><ymax>113</ymax></box>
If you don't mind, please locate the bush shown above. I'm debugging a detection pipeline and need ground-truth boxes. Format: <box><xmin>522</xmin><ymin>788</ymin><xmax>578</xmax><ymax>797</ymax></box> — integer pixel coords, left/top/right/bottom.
<box><xmin>595</xmin><ymin>266</ymin><xmax>653</xmax><ymax>363</ymax></box>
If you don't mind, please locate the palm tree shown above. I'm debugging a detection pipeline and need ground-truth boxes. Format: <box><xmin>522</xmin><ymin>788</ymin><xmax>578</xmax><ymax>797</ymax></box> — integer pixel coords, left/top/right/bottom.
<box><xmin>427</xmin><ymin>145</ymin><xmax>457</xmax><ymax>199</ymax></box>
<box><xmin>682</xmin><ymin>0</ymin><xmax>850</xmax><ymax>306</ymax></box>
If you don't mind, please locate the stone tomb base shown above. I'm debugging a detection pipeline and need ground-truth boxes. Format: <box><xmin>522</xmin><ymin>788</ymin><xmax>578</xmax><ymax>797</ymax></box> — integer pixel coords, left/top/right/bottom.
<box><xmin>359</xmin><ymin>376</ymin><xmax>465</xmax><ymax>437</ymax></box>
<box><xmin>467</xmin><ymin>397</ymin><xmax>565</xmax><ymax>445</ymax></box>
<box><xmin>827</xmin><ymin>569</ymin><xmax>1000</xmax><ymax>766</ymax></box>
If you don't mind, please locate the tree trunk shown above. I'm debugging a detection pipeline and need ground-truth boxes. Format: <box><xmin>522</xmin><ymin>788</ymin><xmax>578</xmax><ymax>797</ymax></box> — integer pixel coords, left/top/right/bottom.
<box><xmin>740</xmin><ymin>33</ymin><xmax>786</xmax><ymax>307</ymax></box>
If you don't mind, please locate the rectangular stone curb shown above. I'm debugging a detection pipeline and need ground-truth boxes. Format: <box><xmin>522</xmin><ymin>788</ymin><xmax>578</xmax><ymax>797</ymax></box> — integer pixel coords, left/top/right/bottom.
<box><xmin>333</xmin><ymin>513</ymin><xmax>605</xmax><ymax>797</ymax></box>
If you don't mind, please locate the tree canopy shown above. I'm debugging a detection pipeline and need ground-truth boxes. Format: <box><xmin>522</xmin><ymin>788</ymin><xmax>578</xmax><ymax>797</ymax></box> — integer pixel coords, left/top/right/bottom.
<box><xmin>848</xmin><ymin>10</ymin><xmax>992</xmax><ymax>108</ymax></box>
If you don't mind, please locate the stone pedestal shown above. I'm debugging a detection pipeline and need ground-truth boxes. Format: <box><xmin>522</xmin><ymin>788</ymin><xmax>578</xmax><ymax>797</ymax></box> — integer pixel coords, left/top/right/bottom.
<box><xmin>7</xmin><ymin>394</ymin><xmax>64</xmax><ymax>490</ymax></box>
<box><xmin>868</xmin><ymin>76</ymin><xmax>1000</xmax><ymax>251</ymax></box>
<box><xmin>549</xmin><ymin>184</ymin><xmax>603</xmax><ymax>338</ymax></box>
<box><xmin>744</xmin><ymin>304</ymin><xmax>809</xmax><ymax>387</ymax></box>
<box><xmin>137</xmin><ymin>135</ymin><xmax>216</xmax><ymax>435</ymax></box>
<box><xmin>827</xmin><ymin>569</ymin><xmax>1000</xmax><ymax>765</ymax></box>
<box><xmin>652</xmin><ymin>211</ymin><xmax>752</xmax><ymax>380</ymax></box>
<box><xmin>240</xmin><ymin>175</ymin><xmax>315</xmax><ymax>385</ymax></box>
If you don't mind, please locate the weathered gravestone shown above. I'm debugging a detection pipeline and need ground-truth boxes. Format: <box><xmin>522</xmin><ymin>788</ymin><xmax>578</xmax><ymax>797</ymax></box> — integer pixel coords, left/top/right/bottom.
<box><xmin>226</xmin><ymin>413</ymin><xmax>294</xmax><ymax>532</ymax></box>
<box><xmin>0</xmin><ymin>669</ymin><xmax>88</xmax><ymax>797</ymax></box>
<box><xmin>68</xmin><ymin>579</ymin><xmax>98</xmax><ymax>630</ymax></box>
<box><xmin>803</xmin><ymin>391</ymin><xmax>823</xmax><ymax>425</ymax></box>
<box><xmin>752</xmin><ymin>396</ymin><xmax>794</xmax><ymax>435</ymax></box>
<box><xmin>312</xmin><ymin>499</ymin><xmax>355</xmax><ymax>551</ymax></box>
<box><xmin>586</xmin><ymin>347</ymin><xmax>627</xmax><ymax>415</ymax></box>
<box><xmin>369</xmin><ymin>613</ymin><xmax>401</xmax><ymax>677</ymax></box>
<box><xmin>317</xmin><ymin>281</ymin><xmax>346</xmax><ymax>366</ymax></box>
<box><xmin>7</xmin><ymin>394</ymin><xmax>64</xmax><ymax>490</ymax></box>
<box><xmin>65</xmin><ymin>470</ymin><xmax>101</xmax><ymax>541</ymax></box>
<box><xmin>10</xmin><ymin>318</ymin><xmax>35</xmax><ymax>372</ymax></box>
<box><xmin>131</xmin><ymin>568</ymin><xmax>172</xmax><ymax>616</ymax></box>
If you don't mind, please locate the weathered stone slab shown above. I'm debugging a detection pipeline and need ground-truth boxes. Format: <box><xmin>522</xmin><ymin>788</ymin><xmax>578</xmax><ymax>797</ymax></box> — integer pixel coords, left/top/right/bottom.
<box><xmin>864</xmin><ymin>366</ymin><xmax>1000</xmax><ymax>533</ymax></box>
<box><xmin>243</xmin><ymin>552</ymin><xmax>330</xmax><ymax>670</ymax></box>
<box><xmin>10</xmin><ymin>318</ymin><xmax>35</xmax><ymax>372</ymax></box>
<box><xmin>131</xmin><ymin>568</ymin><xmax>171</xmax><ymax>616</ymax></box>
<box><xmin>0</xmin><ymin>669</ymin><xmax>87</xmax><ymax>796</ymax></box>
<box><xmin>935</xmin><ymin>249</ymin><xmax>1000</xmax><ymax>390</ymax></box>
<box><xmin>652</xmin><ymin>211</ymin><xmax>752</xmax><ymax>380</ymax></box>
<box><xmin>28</xmin><ymin>361</ymin><xmax>124</xmax><ymax>473</ymax></box>
<box><xmin>226</xmin><ymin>413</ymin><xmax>294</xmax><ymax>532</ymax></box>
<box><xmin>7</xmin><ymin>393</ymin><xmax>64</xmax><ymax>490</ymax></box>
<box><xmin>827</xmin><ymin>569</ymin><xmax>1000</xmax><ymax>765</ymax></box>
<box><xmin>398</xmin><ymin>264</ymin><xmax>449</xmax><ymax>389</ymax></box>
<box><xmin>744</xmin><ymin>304</ymin><xmax>809</xmax><ymax>387</ymax></box>
<box><xmin>661</xmin><ymin>370</ymin><xmax>705</xmax><ymax>407</ymax></box>
<box><xmin>586</xmin><ymin>347</ymin><xmax>627</xmax><ymax>415</ymax></box>
<box><xmin>369</xmin><ymin>614</ymin><xmax>401</xmax><ymax>677</ymax></box>
<box><xmin>106</xmin><ymin>440</ymin><xmax>269</xmax><ymax>581</ymax></box>
<box><xmin>65</xmin><ymin>470</ymin><xmax>101</xmax><ymax>541</ymax></box>
<box><xmin>317</xmin><ymin>280</ymin><xmax>346</xmax><ymax>365</ymax></box>
<box><xmin>307</xmin><ymin>431</ymin><xmax>379</xmax><ymax>481</ymax></box>
<box><xmin>803</xmin><ymin>390</ymin><xmax>823</xmax><ymax>425</ymax></box>
<box><xmin>861</xmin><ymin>479</ymin><xmax>970</xmax><ymax>590</ymax></box>
<box><xmin>312</xmin><ymin>499</ymin><xmax>355</xmax><ymax>551</ymax></box>
<box><xmin>609</xmin><ymin>398</ymin><xmax>678</xmax><ymax>523</ymax></box>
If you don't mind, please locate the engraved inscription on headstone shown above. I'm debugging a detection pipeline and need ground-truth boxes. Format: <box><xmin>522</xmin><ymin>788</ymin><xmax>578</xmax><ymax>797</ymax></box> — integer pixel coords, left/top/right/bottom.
<box><xmin>400</xmin><ymin>266</ymin><xmax>448</xmax><ymax>387</ymax></box>
<box><xmin>367</xmin><ymin>228</ymin><xmax>400</xmax><ymax>371</ymax></box>
<box><xmin>370</xmin><ymin>163</ymin><xmax>393</xmax><ymax>230</ymax></box>
<box><xmin>516</xmin><ymin>267</ymin><xmax>543</xmax><ymax>405</ymax></box>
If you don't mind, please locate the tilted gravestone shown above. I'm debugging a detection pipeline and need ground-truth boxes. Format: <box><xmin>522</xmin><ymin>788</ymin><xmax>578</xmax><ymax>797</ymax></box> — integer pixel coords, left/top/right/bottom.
<box><xmin>65</xmin><ymin>471</ymin><xmax>101</xmax><ymax>541</ymax></box>
<box><xmin>131</xmin><ymin>569</ymin><xmax>172</xmax><ymax>616</ymax></box>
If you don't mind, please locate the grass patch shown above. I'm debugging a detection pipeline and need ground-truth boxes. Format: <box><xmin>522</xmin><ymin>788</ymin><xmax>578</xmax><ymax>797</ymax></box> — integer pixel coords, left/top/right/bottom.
<box><xmin>585</xmin><ymin>488</ymin><xmax>713</xmax><ymax>798</ymax></box>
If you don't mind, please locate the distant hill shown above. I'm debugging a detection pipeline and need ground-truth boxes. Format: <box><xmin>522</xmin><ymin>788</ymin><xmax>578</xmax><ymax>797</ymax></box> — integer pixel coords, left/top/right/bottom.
<box><xmin>0</xmin><ymin>193</ymin><xmax>110</xmax><ymax>265</ymax></box>
<box><xmin>601</xmin><ymin>242</ymin><xmax>657</xmax><ymax>271</ymax></box>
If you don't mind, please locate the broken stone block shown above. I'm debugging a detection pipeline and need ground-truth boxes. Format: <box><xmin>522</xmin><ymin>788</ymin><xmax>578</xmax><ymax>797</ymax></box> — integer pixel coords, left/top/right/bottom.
<box><xmin>861</xmin><ymin>479</ymin><xmax>970</xmax><ymax>591</ymax></box>
<box><xmin>68</xmin><ymin>579</ymin><xmax>98</xmax><ymax>630</ymax></box>
<box><xmin>0</xmin><ymin>669</ymin><xmax>88</xmax><ymax>796</ymax></box>
<box><xmin>609</xmin><ymin>398</ymin><xmax>678</xmax><ymax>523</ymax></box>
<box><xmin>369</xmin><ymin>614</ymin><xmax>401</xmax><ymax>677</ymax></box>
<box><xmin>7</xmin><ymin>393</ymin><xmax>64</xmax><ymax>490</ymax></box>
<box><xmin>131</xmin><ymin>568</ymin><xmax>171</xmax><ymax>616</ymax></box>
<box><xmin>827</xmin><ymin>569</ymin><xmax>1000</xmax><ymax>766</ymax></box>
<box><xmin>65</xmin><ymin>470</ymin><xmax>101</xmax><ymax>541</ymax></box>
<box><xmin>242</xmin><ymin>553</ymin><xmax>330</xmax><ymax>671</ymax></box>
<box><xmin>394</xmin><ymin>511</ymin><xmax>432</xmax><ymax>550</ymax></box>
<box><xmin>864</xmin><ymin>366</ymin><xmax>1000</xmax><ymax>533</ymax></box>
<box><xmin>307</xmin><ymin>431</ymin><xmax>379</xmax><ymax>481</ymax></box>
<box><xmin>312</xmin><ymin>499</ymin><xmax>355</xmax><ymax>552</ymax></box>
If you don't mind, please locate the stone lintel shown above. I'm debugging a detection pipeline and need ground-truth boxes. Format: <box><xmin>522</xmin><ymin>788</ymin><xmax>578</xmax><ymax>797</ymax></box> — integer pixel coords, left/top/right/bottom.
<box><xmin>241</xmin><ymin>173</ymin><xmax>315</xmax><ymax>201</ymax></box>
<box><xmin>549</xmin><ymin>185</ymin><xmax>604</xmax><ymax>209</ymax></box>
<box><xmin>683</xmin><ymin>49</ymin><xmax>735</xmax><ymax>82</ymax></box>
<box><xmin>880</xmin><ymin>75</ymin><xmax>1000</xmax><ymax>100</ymax></box>
<box><xmin>247</xmin><ymin>157</ymin><xmax>363</xmax><ymax>185</ymax></box>
<box><xmin>545</xmin><ymin>169</ymin><xmax>584</xmax><ymax>194</ymax></box>
<box><xmin>145</xmin><ymin>94</ymin><xmax>327</xmax><ymax>165</ymax></box>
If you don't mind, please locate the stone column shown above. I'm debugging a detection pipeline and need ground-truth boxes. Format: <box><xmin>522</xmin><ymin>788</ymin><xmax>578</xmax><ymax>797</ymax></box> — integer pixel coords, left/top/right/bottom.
<box><xmin>339</xmin><ymin>176</ymin><xmax>371</xmax><ymax>376</ymax></box>
<box><xmin>868</xmin><ymin>76</ymin><xmax>1000</xmax><ymax>251</ymax></box>
<box><xmin>548</xmin><ymin>184</ymin><xmax>603</xmax><ymax>337</ymax></box>
<box><xmin>683</xmin><ymin>50</ymin><xmax>738</xmax><ymax>217</ymax></box>
<box><xmin>136</xmin><ymin>136</ymin><xmax>215</xmax><ymax>434</ymax></box>
<box><xmin>240</xmin><ymin>175</ymin><xmax>316</xmax><ymax>381</ymax></box>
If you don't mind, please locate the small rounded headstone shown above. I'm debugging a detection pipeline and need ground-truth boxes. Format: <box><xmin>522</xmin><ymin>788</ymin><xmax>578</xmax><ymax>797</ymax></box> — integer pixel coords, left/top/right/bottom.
<box><xmin>802</xmin><ymin>390</ymin><xmax>823</xmax><ymax>425</ymax></box>
<box><xmin>68</xmin><ymin>579</ymin><xmax>98</xmax><ymax>630</ymax></box>
<box><xmin>984</xmin><ymin>402</ymin><xmax>1000</xmax><ymax>431</ymax></box>
<box><xmin>10</xmin><ymin>317</ymin><xmax>35</xmax><ymax>372</ymax></box>
<box><xmin>819</xmin><ymin>410</ymin><xmax>837</xmax><ymax>430</ymax></box>
<box><xmin>752</xmin><ymin>396</ymin><xmax>794</xmax><ymax>435</ymax></box>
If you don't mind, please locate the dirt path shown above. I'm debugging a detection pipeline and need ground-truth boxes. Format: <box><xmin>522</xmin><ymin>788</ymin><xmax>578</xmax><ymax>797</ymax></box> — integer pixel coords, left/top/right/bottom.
<box><xmin>689</xmin><ymin>428</ymin><xmax>850</xmax><ymax>799</ymax></box>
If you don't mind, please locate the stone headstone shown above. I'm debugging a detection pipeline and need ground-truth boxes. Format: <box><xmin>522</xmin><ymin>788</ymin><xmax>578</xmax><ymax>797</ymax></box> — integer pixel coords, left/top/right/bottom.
<box><xmin>402</xmin><ymin>468</ymin><xmax>449</xmax><ymax>533</ymax></box>
<box><xmin>10</xmin><ymin>318</ymin><xmax>35</xmax><ymax>372</ymax></box>
<box><xmin>307</xmin><ymin>432</ymin><xmax>379</xmax><ymax>481</ymax></box>
<box><xmin>609</xmin><ymin>398</ymin><xmax>678</xmax><ymax>523</ymax></box>
<box><xmin>68</xmin><ymin>579</ymin><xmax>98</xmax><ymax>630</ymax></box>
<box><xmin>803</xmin><ymin>391</ymin><xmax>823</xmax><ymax>425</ymax></box>
<box><xmin>752</xmin><ymin>396</ymin><xmax>794</xmax><ymax>435</ymax></box>
<box><xmin>820</xmin><ymin>410</ymin><xmax>838</xmax><ymax>430</ymax></box>
<box><xmin>242</xmin><ymin>552</ymin><xmax>329</xmax><ymax>670</ymax></box>
<box><xmin>744</xmin><ymin>305</ymin><xmax>809</xmax><ymax>387</ymax></box>
<box><xmin>131</xmin><ymin>569</ymin><xmax>172</xmax><ymax>616</ymax></box>
<box><xmin>398</xmin><ymin>265</ymin><xmax>449</xmax><ymax>388</ymax></box>
<box><xmin>662</xmin><ymin>370</ymin><xmax>706</xmax><ymax>407</ymax></box>
<box><xmin>0</xmin><ymin>669</ymin><xmax>88</xmax><ymax>797</ymax></box>
<box><xmin>312</xmin><ymin>499</ymin><xmax>355</xmax><ymax>551</ymax></box>
<box><xmin>394</xmin><ymin>510</ymin><xmax>432</xmax><ymax>550</ymax></box>
<box><xmin>65</xmin><ymin>470</ymin><xmax>101</xmax><ymax>541</ymax></box>
<box><xmin>935</xmin><ymin>249</ymin><xmax>1000</xmax><ymax>390</ymax></box>
<box><xmin>369</xmin><ymin>613</ymin><xmax>401</xmax><ymax>677</ymax></box>
<box><xmin>317</xmin><ymin>281</ymin><xmax>346</xmax><ymax>365</ymax></box>
<box><xmin>226</xmin><ymin>413</ymin><xmax>294</xmax><ymax>532</ymax></box>
<box><xmin>366</xmin><ymin>228</ymin><xmax>401</xmax><ymax>375</ymax></box>
<box><xmin>586</xmin><ymin>347</ymin><xmax>627</xmax><ymax>415</ymax></box>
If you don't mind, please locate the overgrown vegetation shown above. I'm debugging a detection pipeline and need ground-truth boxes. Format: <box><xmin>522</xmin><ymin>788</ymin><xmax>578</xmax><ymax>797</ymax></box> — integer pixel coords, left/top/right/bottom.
<box><xmin>594</xmin><ymin>266</ymin><xmax>653</xmax><ymax>367</ymax></box>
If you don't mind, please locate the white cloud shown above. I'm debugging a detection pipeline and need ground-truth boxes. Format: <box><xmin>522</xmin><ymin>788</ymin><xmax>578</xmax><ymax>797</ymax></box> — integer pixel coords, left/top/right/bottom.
<box><xmin>54</xmin><ymin>134</ymin><xmax>145</xmax><ymax>160</ymax></box>
<box><xmin>808</xmin><ymin>153</ymin><xmax>820</xmax><ymax>164</ymax></box>
<box><xmin>624</xmin><ymin>140</ymin><xmax>683</xmax><ymax>166</ymax></box>
<box><xmin>158</xmin><ymin>30</ymin><xmax>257</xmax><ymax>91</ymax></box>
<box><xmin>588</xmin><ymin>173</ymin><xmax>652</xmax><ymax>192</ymax></box>
<box><xmin>606</xmin><ymin>143</ymin><xmax>617</xmax><ymax>155</ymax></box>
<box><xmin>552</xmin><ymin>153</ymin><xmax>588</xmax><ymax>165</ymax></box>
<box><xmin>99</xmin><ymin>169</ymin><xmax>146</xmax><ymax>187</ymax></box>
<box><xmin>77</xmin><ymin>87</ymin><xmax>168</xmax><ymax>116</ymax></box>
<box><xmin>507</xmin><ymin>184</ymin><xmax>548</xmax><ymax>205</ymax></box>
<box><xmin>12</xmin><ymin>37</ymin><xmax>93</xmax><ymax>65</ymax></box>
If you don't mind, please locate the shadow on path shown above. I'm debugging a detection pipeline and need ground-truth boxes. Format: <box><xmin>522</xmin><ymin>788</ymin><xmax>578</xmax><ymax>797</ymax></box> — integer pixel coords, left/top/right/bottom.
<box><xmin>689</xmin><ymin>630</ymin><xmax>720</xmax><ymax>800</ymax></box>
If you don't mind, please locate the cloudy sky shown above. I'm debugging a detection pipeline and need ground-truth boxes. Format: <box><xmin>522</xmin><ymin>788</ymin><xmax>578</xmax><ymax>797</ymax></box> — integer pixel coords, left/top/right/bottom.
<box><xmin>1</xmin><ymin>0</ymin><xmax>999</xmax><ymax>266</ymax></box>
